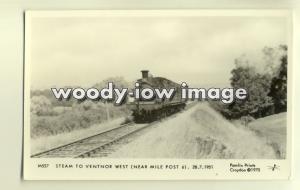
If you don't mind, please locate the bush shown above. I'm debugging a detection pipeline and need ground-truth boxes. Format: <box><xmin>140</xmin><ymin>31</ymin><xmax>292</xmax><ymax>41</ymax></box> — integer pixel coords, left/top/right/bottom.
<box><xmin>30</xmin><ymin>101</ymin><xmax>130</xmax><ymax>138</ymax></box>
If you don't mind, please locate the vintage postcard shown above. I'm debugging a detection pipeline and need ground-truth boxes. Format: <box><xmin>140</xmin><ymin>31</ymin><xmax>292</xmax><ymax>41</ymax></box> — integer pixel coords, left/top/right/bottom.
<box><xmin>23</xmin><ymin>10</ymin><xmax>293</xmax><ymax>180</ymax></box>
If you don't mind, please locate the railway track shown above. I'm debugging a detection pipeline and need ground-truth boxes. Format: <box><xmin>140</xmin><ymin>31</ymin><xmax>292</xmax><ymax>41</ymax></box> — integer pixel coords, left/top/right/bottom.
<box><xmin>31</xmin><ymin>122</ymin><xmax>155</xmax><ymax>158</ymax></box>
<box><xmin>88</xmin><ymin>102</ymin><xmax>198</xmax><ymax>158</ymax></box>
<box><xmin>31</xmin><ymin>102</ymin><xmax>197</xmax><ymax>158</ymax></box>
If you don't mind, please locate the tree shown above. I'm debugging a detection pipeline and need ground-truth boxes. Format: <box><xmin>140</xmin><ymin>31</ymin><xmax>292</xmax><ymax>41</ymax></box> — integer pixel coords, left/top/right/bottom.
<box><xmin>93</xmin><ymin>76</ymin><xmax>129</xmax><ymax>90</ymax></box>
<box><xmin>268</xmin><ymin>45</ymin><xmax>288</xmax><ymax>113</ymax></box>
<box><xmin>263</xmin><ymin>45</ymin><xmax>287</xmax><ymax>75</ymax></box>
<box><xmin>226</xmin><ymin>58</ymin><xmax>273</xmax><ymax>118</ymax></box>
<box><xmin>212</xmin><ymin>44</ymin><xmax>288</xmax><ymax>119</ymax></box>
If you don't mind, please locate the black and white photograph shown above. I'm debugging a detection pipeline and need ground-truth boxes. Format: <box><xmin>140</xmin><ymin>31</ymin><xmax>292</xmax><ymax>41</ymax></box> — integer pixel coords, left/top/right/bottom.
<box><xmin>23</xmin><ymin>10</ymin><xmax>292</xmax><ymax>180</ymax></box>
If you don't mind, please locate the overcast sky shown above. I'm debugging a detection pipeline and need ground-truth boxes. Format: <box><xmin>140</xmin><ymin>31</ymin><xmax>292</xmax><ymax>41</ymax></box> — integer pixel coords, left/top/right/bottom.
<box><xmin>30</xmin><ymin>16</ymin><xmax>288</xmax><ymax>89</ymax></box>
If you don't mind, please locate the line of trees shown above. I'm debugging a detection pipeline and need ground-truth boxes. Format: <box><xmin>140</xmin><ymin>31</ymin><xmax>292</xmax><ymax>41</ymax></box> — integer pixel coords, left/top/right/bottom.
<box><xmin>212</xmin><ymin>45</ymin><xmax>287</xmax><ymax>120</ymax></box>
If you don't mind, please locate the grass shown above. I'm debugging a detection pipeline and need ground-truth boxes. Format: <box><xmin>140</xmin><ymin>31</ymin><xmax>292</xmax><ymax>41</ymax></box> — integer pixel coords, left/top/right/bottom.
<box><xmin>248</xmin><ymin>112</ymin><xmax>286</xmax><ymax>158</ymax></box>
<box><xmin>30</xmin><ymin>103</ymin><xmax>286</xmax><ymax>159</ymax></box>
<box><xmin>109</xmin><ymin>103</ymin><xmax>278</xmax><ymax>159</ymax></box>
<box><xmin>31</xmin><ymin>117</ymin><xmax>125</xmax><ymax>155</ymax></box>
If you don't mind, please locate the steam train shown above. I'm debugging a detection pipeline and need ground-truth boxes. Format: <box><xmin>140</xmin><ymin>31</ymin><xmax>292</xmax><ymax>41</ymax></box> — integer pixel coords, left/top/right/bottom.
<box><xmin>127</xmin><ymin>70</ymin><xmax>186</xmax><ymax>123</ymax></box>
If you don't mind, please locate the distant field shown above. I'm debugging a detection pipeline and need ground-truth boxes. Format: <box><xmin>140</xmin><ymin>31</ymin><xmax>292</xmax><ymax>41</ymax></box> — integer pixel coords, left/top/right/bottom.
<box><xmin>248</xmin><ymin>112</ymin><xmax>287</xmax><ymax>159</ymax></box>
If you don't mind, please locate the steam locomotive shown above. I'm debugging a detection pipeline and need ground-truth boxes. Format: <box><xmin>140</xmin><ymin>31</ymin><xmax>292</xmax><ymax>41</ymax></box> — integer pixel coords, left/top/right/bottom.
<box><xmin>127</xmin><ymin>70</ymin><xmax>186</xmax><ymax>123</ymax></box>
